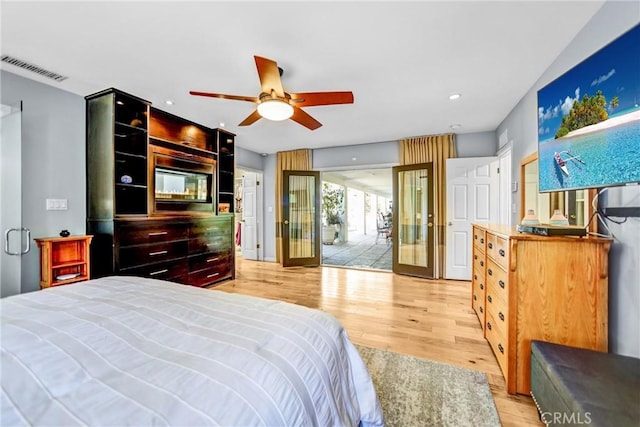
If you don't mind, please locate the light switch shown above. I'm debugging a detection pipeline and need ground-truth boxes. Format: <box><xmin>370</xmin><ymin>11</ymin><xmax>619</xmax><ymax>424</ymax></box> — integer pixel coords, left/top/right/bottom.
<box><xmin>46</xmin><ymin>199</ymin><xmax>68</xmax><ymax>210</ymax></box>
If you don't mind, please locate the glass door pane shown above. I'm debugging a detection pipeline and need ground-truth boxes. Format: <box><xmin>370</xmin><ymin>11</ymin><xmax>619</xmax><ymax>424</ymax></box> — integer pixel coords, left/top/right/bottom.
<box><xmin>1</xmin><ymin>102</ymin><xmax>23</xmax><ymax>296</ymax></box>
<box><xmin>282</xmin><ymin>170</ymin><xmax>320</xmax><ymax>267</ymax></box>
<box><xmin>392</xmin><ymin>163</ymin><xmax>434</xmax><ymax>278</ymax></box>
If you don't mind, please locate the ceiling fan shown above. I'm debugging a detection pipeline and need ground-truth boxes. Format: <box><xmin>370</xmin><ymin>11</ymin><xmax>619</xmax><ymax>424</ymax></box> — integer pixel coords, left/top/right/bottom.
<box><xmin>190</xmin><ymin>55</ymin><xmax>354</xmax><ymax>130</ymax></box>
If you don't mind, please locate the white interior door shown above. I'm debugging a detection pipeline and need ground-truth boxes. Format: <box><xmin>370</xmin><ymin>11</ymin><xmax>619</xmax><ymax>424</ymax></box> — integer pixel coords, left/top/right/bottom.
<box><xmin>445</xmin><ymin>157</ymin><xmax>498</xmax><ymax>280</ymax></box>
<box><xmin>1</xmin><ymin>102</ymin><xmax>27</xmax><ymax>297</ymax></box>
<box><xmin>240</xmin><ymin>172</ymin><xmax>260</xmax><ymax>260</ymax></box>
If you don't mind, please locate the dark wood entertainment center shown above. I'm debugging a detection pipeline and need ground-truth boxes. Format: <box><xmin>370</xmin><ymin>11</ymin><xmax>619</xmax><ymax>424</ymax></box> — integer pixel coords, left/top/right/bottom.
<box><xmin>86</xmin><ymin>88</ymin><xmax>235</xmax><ymax>287</ymax></box>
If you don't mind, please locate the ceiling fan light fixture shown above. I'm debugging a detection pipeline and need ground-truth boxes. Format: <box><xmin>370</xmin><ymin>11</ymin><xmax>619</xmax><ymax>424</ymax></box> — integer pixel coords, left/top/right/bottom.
<box><xmin>257</xmin><ymin>99</ymin><xmax>294</xmax><ymax>121</ymax></box>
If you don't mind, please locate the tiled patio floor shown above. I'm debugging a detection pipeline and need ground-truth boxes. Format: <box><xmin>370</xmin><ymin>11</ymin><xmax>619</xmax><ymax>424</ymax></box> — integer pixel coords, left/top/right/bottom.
<box><xmin>321</xmin><ymin>232</ymin><xmax>392</xmax><ymax>271</ymax></box>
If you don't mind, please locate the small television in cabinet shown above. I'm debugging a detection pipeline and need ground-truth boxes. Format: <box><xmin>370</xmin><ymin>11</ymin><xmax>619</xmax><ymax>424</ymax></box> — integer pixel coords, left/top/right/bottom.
<box><xmin>150</xmin><ymin>143</ymin><xmax>215</xmax><ymax>214</ymax></box>
<box><xmin>536</xmin><ymin>23</ymin><xmax>640</xmax><ymax>193</ymax></box>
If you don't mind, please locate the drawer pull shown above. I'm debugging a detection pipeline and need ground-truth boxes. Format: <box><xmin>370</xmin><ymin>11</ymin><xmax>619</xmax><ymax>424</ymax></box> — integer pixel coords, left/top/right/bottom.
<box><xmin>206</xmin><ymin>272</ymin><xmax>220</xmax><ymax>278</ymax></box>
<box><xmin>487</xmin><ymin>295</ymin><xmax>492</xmax><ymax>303</ymax></box>
<box><xmin>499</xmin><ymin>280</ymin><xmax>505</xmax><ymax>289</ymax></box>
<box><xmin>474</xmin><ymin>235</ymin><xmax>477</xmax><ymax>240</ymax></box>
<box><xmin>474</xmin><ymin>274</ymin><xmax>477</xmax><ymax>280</ymax></box>
<box><xmin>499</xmin><ymin>249</ymin><xmax>505</xmax><ymax>257</ymax></box>
<box><xmin>148</xmin><ymin>232</ymin><xmax>168</xmax><ymax>236</ymax></box>
<box><xmin>499</xmin><ymin>312</ymin><xmax>505</xmax><ymax>321</ymax></box>
<box><xmin>480</xmin><ymin>260</ymin><xmax>484</xmax><ymax>267</ymax></box>
<box><xmin>498</xmin><ymin>343</ymin><xmax>504</xmax><ymax>354</ymax></box>
<box><xmin>149</xmin><ymin>250</ymin><xmax>168</xmax><ymax>256</ymax></box>
<box><xmin>487</xmin><ymin>322</ymin><xmax>492</xmax><ymax>330</ymax></box>
<box><xmin>473</xmin><ymin>294</ymin><xmax>477</xmax><ymax>301</ymax></box>
<box><xmin>474</xmin><ymin>254</ymin><xmax>477</xmax><ymax>260</ymax></box>
<box><xmin>149</xmin><ymin>269</ymin><xmax>168</xmax><ymax>276</ymax></box>
<box><xmin>480</xmin><ymin>238</ymin><xmax>484</xmax><ymax>244</ymax></box>
<box><xmin>207</xmin><ymin>257</ymin><xmax>220</xmax><ymax>263</ymax></box>
<box><xmin>488</xmin><ymin>268</ymin><xmax>493</xmax><ymax>276</ymax></box>
<box><xmin>488</xmin><ymin>242</ymin><xmax>493</xmax><ymax>249</ymax></box>
<box><xmin>479</xmin><ymin>306</ymin><xmax>483</xmax><ymax>313</ymax></box>
<box><xmin>480</xmin><ymin>283</ymin><xmax>484</xmax><ymax>290</ymax></box>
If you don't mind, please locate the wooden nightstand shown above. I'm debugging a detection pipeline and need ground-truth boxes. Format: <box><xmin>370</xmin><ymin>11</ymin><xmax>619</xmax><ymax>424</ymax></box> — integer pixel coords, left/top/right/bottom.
<box><xmin>35</xmin><ymin>235</ymin><xmax>93</xmax><ymax>289</ymax></box>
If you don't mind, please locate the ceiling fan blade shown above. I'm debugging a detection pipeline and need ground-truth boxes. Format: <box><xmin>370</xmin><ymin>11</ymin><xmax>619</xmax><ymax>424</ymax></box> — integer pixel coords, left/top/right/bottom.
<box><xmin>254</xmin><ymin>56</ymin><xmax>285</xmax><ymax>98</ymax></box>
<box><xmin>238</xmin><ymin>110</ymin><xmax>262</xmax><ymax>127</ymax></box>
<box><xmin>190</xmin><ymin>91</ymin><xmax>257</xmax><ymax>102</ymax></box>
<box><xmin>290</xmin><ymin>91</ymin><xmax>354</xmax><ymax>107</ymax></box>
<box><xmin>290</xmin><ymin>106</ymin><xmax>322</xmax><ymax>130</ymax></box>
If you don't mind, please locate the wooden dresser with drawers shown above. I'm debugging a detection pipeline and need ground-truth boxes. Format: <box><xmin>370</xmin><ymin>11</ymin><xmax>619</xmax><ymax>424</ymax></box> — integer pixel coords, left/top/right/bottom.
<box><xmin>471</xmin><ymin>223</ymin><xmax>611</xmax><ymax>395</ymax></box>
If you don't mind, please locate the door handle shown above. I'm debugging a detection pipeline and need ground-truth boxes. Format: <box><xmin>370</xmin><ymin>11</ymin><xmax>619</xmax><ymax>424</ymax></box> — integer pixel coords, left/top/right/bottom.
<box><xmin>447</xmin><ymin>221</ymin><xmax>452</xmax><ymax>226</ymax></box>
<box><xmin>284</xmin><ymin>220</ymin><xmax>289</xmax><ymax>225</ymax></box>
<box><xmin>4</xmin><ymin>228</ymin><xmax>31</xmax><ymax>256</ymax></box>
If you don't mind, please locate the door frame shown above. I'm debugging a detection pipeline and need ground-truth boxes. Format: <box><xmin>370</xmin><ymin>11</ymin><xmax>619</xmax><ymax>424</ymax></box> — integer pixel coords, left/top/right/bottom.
<box><xmin>237</xmin><ymin>167</ymin><xmax>264</xmax><ymax>261</ymax></box>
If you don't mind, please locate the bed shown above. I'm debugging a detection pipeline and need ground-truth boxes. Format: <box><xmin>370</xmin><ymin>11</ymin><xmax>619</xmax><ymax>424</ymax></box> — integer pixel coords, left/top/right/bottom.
<box><xmin>1</xmin><ymin>276</ymin><xmax>384</xmax><ymax>426</ymax></box>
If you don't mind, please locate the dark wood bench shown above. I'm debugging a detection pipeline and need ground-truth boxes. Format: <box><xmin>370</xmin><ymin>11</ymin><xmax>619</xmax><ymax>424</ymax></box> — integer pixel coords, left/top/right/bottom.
<box><xmin>530</xmin><ymin>340</ymin><xmax>640</xmax><ymax>426</ymax></box>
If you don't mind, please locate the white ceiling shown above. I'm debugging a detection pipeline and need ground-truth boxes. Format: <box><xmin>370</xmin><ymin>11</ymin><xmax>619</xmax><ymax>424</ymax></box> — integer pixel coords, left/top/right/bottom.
<box><xmin>1</xmin><ymin>1</ymin><xmax>605</xmax><ymax>155</ymax></box>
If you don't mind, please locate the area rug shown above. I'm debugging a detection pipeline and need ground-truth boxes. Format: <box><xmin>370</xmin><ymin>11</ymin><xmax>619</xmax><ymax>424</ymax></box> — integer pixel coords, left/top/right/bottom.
<box><xmin>355</xmin><ymin>344</ymin><xmax>501</xmax><ymax>427</ymax></box>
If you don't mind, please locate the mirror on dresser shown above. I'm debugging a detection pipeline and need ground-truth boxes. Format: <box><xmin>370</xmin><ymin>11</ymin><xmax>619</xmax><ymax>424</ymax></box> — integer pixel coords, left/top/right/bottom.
<box><xmin>520</xmin><ymin>151</ymin><xmax>596</xmax><ymax>231</ymax></box>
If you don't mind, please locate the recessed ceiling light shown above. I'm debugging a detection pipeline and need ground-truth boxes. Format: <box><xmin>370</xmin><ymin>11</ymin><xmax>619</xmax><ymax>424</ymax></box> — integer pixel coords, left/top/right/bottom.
<box><xmin>352</xmin><ymin>157</ymin><xmax>357</xmax><ymax>161</ymax></box>
<box><xmin>450</xmin><ymin>124</ymin><xmax>462</xmax><ymax>130</ymax></box>
<box><xmin>449</xmin><ymin>93</ymin><xmax>461</xmax><ymax>100</ymax></box>
<box><xmin>165</xmin><ymin>100</ymin><xmax>174</xmax><ymax>105</ymax></box>
<box><xmin>219</xmin><ymin>122</ymin><xmax>225</xmax><ymax>127</ymax></box>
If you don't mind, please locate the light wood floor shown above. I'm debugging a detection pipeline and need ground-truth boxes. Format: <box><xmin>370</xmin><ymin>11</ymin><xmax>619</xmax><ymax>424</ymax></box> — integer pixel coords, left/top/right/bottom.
<box><xmin>215</xmin><ymin>257</ymin><xmax>542</xmax><ymax>427</ymax></box>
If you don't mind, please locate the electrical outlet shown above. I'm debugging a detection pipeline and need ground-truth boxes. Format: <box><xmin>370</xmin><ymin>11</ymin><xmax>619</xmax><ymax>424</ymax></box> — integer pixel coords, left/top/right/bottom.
<box><xmin>46</xmin><ymin>199</ymin><xmax>68</xmax><ymax>210</ymax></box>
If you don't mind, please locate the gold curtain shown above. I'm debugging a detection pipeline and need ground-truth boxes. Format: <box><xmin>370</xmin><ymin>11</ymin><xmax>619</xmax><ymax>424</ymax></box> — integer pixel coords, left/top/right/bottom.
<box><xmin>400</xmin><ymin>134</ymin><xmax>457</xmax><ymax>278</ymax></box>
<box><xmin>276</xmin><ymin>149</ymin><xmax>312</xmax><ymax>264</ymax></box>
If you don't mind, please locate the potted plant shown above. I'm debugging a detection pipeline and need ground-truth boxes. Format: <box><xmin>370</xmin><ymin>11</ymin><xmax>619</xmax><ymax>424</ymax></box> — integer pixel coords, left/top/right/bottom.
<box><xmin>322</xmin><ymin>182</ymin><xmax>344</xmax><ymax>244</ymax></box>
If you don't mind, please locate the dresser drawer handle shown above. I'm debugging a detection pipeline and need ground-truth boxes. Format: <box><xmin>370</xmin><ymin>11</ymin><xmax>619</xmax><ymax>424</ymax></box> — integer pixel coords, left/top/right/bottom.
<box><xmin>499</xmin><ymin>280</ymin><xmax>505</xmax><ymax>288</ymax></box>
<box><xmin>499</xmin><ymin>249</ymin><xmax>505</xmax><ymax>257</ymax></box>
<box><xmin>473</xmin><ymin>294</ymin><xmax>477</xmax><ymax>301</ymax></box>
<box><xmin>488</xmin><ymin>242</ymin><xmax>493</xmax><ymax>249</ymax></box>
<box><xmin>480</xmin><ymin>283</ymin><xmax>484</xmax><ymax>290</ymax></box>
<box><xmin>480</xmin><ymin>260</ymin><xmax>484</xmax><ymax>267</ymax></box>
<box><xmin>149</xmin><ymin>250</ymin><xmax>168</xmax><ymax>256</ymax></box>
<box><xmin>499</xmin><ymin>312</ymin><xmax>505</xmax><ymax>321</ymax></box>
<box><xmin>206</xmin><ymin>272</ymin><xmax>220</xmax><ymax>278</ymax></box>
<box><xmin>149</xmin><ymin>269</ymin><xmax>168</xmax><ymax>276</ymax></box>
<box><xmin>207</xmin><ymin>257</ymin><xmax>220</xmax><ymax>263</ymax></box>
<box><xmin>487</xmin><ymin>322</ymin><xmax>492</xmax><ymax>330</ymax></box>
<box><xmin>474</xmin><ymin>234</ymin><xmax>477</xmax><ymax>240</ymax></box>
<box><xmin>498</xmin><ymin>344</ymin><xmax>504</xmax><ymax>354</ymax></box>
<box><xmin>480</xmin><ymin>238</ymin><xmax>484</xmax><ymax>244</ymax></box>
<box><xmin>479</xmin><ymin>306</ymin><xmax>483</xmax><ymax>313</ymax></box>
<box><xmin>488</xmin><ymin>268</ymin><xmax>493</xmax><ymax>276</ymax></box>
<box><xmin>474</xmin><ymin>254</ymin><xmax>477</xmax><ymax>260</ymax></box>
<box><xmin>487</xmin><ymin>295</ymin><xmax>492</xmax><ymax>303</ymax></box>
<box><xmin>474</xmin><ymin>274</ymin><xmax>477</xmax><ymax>280</ymax></box>
<box><xmin>148</xmin><ymin>232</ymin><xmax>168</xmax><ymax>236</ymax></box>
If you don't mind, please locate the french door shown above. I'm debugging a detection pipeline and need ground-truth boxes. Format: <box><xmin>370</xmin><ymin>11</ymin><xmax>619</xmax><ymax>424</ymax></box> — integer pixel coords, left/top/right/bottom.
<box><xmin>282</xmin><ymin>170</ymin><xmax>321</xmax><ymax>267</ymax></box>
<box><xmin>392</xmin><ymin>163</ymin><xmax>434</xmax><ymax>278</ymax></box>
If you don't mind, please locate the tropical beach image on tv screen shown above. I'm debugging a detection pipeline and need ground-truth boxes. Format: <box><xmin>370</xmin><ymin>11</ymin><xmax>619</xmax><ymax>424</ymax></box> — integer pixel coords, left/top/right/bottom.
<box><xmin>537</xmin><ymin>24</ymin><xmax>640</xmax><ymax>192</ymax></box>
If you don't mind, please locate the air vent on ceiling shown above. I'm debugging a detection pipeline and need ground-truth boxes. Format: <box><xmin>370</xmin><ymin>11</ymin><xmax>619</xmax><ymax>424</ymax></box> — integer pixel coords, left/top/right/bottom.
<box><xmin>1</xmin><ymin>55</ymin><xmax>68</xmax><ymax>82</ymax></box>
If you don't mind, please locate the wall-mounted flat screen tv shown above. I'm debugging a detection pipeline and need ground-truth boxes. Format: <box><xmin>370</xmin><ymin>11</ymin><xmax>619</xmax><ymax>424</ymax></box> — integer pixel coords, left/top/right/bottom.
<box><xmin>537</xmin><ymin>24</ymin><xmax>639</xmax><ymax>192</ymax></box>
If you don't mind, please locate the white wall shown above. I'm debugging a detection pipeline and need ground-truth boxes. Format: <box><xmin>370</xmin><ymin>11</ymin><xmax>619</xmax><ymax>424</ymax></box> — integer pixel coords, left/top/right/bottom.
<box><xmin>497</xmin><ymin>2</ymin><xmax>640</xmax><ymax>357</ymax></box>
<box><xmin>1</xmin><ymin>71</ymin><xmax>86</xmax><ymax>294</ymax></box>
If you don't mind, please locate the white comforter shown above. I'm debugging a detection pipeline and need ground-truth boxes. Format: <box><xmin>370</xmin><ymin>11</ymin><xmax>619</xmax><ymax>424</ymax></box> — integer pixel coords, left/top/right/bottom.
<box><xmin>1</xmin><ymin>276</ymin><xmax>383</xmax><ymax>426</ymax></box>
